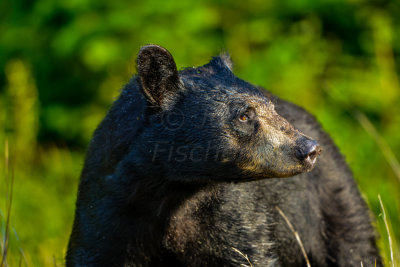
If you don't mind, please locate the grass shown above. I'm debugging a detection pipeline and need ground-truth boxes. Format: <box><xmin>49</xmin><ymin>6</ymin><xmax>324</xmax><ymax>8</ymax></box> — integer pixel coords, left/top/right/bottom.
<box><xmin>1</xmin><ymin>140</ymin><xmax>15</xmax><ymax>267</ymax></box>
<box><xmin>232</xmin><ymin>247</ymin><xmax>254</xmax><ymax>267</ymax></box>
<box><xmin>0</xmin><ymin>140</ymin><xmax>78</xmax><ymax>266</ymax></box>
<box><xmin>379</xmin><ymin>195</ymin><xmax>395</xmax><ymax>267</ymax></box>
<box><xmin>276</xmin><ymin>206</ymin><xmax>311</xmax><ymax>267</ymax></box>
<box><xmin>355</xmin><ymin>111</ymin><xmax>400</xmax><ymax>266</ymax></box>
<box><xmin>354</xmin><ymin>111</ymin><xmax>400</xmax><ymax>184</ymax></box>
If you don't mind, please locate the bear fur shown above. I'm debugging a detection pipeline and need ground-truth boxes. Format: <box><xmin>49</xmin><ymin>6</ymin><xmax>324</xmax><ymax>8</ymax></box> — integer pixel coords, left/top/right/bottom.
<box><xmin>67</xmin><ymin>45</ymin><xmax>381</xmax><ymax>266</ymax></box>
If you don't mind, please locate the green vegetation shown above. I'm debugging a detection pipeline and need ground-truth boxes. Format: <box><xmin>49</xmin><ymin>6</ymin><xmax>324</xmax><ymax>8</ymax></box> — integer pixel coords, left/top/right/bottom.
<box><xmin>1</xmin><ymin>0</ymin><xmax>399</xmax><ymax>265</ymax></box>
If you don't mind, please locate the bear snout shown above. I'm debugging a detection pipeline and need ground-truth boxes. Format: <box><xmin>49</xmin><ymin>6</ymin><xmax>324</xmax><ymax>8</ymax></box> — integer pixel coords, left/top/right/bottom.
<box><xmin>295</xmin><ymin>137</ymin><xmax>321</xmax><ymax>167</ymax></box>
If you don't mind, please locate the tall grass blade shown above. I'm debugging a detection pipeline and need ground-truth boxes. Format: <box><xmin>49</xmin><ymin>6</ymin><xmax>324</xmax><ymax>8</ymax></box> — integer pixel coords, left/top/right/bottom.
<box><xmin>231</xmin><ymin>247</ymin><xmax>254</xmax><ymax>267</ymax></box>
<box><xmin>378</xmin><ymin>195</ymin><xmax>395</xmax><ymax>267</ymax></box>
<box><xmin>353</xmin><ymin>111</ymin><xmax>400</xmax><ymax>183</ymax></box>
<box><xmin>13</xmin><ymin>229</ymin><xmax>28</xmax><ymax>267</ymax></box>
<box><xmin>1</xmin><ymin>181</ymin><xmax>13</xmax><ymax>267</ymax></box>
<box><xmin>276</xmin><ymin>206</ymin><xmax>311</xmax><ymax>267</ymax></box>
<box><xmin>1</xmin><ymin>140</ymin><xmax>13</xmax><ymax>267</ymax></box>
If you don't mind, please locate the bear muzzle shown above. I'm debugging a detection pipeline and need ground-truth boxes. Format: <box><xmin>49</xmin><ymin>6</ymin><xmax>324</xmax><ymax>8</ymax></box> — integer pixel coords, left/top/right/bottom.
<box><xmin>295</xmin><ymin>137</ymin><xmax>322</xmax><ymax>169</ymax></box>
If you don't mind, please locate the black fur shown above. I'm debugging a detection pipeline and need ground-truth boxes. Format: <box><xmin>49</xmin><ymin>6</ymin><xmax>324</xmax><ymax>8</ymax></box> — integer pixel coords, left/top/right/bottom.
<box><xmin>67</xmin><ymin>45</ymin><xmax>382</xmax><ymax>266</ymax></box>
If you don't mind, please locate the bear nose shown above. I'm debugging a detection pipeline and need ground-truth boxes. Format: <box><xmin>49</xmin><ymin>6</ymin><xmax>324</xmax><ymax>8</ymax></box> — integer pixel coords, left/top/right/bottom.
<box><xmin>295</xmin><ymin>138</ymin><xmax>320</xmax><ymax>163</ymax></box>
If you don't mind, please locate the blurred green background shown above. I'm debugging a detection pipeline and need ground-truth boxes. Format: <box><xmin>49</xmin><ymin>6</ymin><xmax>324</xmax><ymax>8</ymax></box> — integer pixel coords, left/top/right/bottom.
<box><xmin>1</xmin><ymin>0</ymin><xmax>399</xmax><ymax>265</ymax></box>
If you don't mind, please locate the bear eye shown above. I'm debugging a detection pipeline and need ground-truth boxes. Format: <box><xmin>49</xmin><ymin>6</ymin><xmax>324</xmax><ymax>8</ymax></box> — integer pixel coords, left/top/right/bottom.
<box><xmin>239</xmin><ymin>114</ymin><xmax>249</xmax><ymax>122</ymax></box>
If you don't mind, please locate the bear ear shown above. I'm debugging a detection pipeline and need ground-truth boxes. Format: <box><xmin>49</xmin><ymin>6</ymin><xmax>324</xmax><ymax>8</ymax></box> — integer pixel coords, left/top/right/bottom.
<box><xmin>137</xmin><ymin>44</ymin><xmax>181</xmax><ymax>108</ymax></box>
<box><xmin>219</xmin><ymin>52</ymin><xmax>233</xmax><ymax>71</ymax></box>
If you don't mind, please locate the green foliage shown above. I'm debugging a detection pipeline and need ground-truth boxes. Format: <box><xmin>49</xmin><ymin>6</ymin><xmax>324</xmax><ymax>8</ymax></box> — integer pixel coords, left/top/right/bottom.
<box><xmin>1</xmin><ymin>0</ymin><xmax>400</xmax><ymax>265</ymax></box>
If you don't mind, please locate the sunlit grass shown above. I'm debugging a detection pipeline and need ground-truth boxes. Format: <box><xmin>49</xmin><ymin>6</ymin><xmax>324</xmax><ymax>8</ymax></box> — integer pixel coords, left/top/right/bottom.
<box><xmin>379</xmin><ymin>195</ymin><xmax>395</xmax><ymax>267</ymax></box>
<box><xmin>0</xmin><ymin>142</ymin><xmax>81</xmax><ymax>266</ymax></box>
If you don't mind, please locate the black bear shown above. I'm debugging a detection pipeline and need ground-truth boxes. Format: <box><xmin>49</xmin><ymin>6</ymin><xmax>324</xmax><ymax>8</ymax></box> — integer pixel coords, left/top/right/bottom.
<box><xmin>67</xmin><ymin>45</ymin><xmax>382</xmax><ymax>266</ymax></box>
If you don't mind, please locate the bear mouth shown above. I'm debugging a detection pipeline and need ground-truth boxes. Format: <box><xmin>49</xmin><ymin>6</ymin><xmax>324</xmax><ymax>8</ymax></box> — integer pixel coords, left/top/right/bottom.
<box><xmin>230</xmin><ymin>166</ymin><xmax>311</xmax><ymax>182</ymax></box>
<box><xmin>233</xmin><ymin>146</ymin><xmax>322</xmax><ymax>181</ymax></box>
